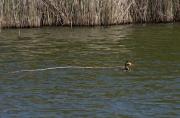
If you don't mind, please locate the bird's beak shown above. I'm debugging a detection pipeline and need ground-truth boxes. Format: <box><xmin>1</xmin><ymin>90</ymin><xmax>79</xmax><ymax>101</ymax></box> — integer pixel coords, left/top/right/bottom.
<box><xmin>128</xmin><ymin>62</ymin><xmax>134</xmax><ymax>66</ymax></box>
<box><xmin>131</xmin><ymin>63</ymin><xmax>135</xmax><ymax>67</ymax></box>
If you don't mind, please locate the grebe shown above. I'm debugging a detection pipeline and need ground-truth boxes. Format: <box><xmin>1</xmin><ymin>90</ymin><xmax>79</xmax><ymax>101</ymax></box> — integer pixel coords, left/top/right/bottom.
<box><xmin>123</xmin><ymin>61</ymin><xmax>133</xmax><ymax>71</ymax></box>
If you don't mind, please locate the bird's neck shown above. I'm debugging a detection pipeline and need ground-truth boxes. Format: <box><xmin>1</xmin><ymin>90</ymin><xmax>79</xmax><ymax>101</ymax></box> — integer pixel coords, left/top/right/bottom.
<box><xmin>124</xmin><ymin>65</ymin><xmax>130</xmax><ymax>71</ymax></box>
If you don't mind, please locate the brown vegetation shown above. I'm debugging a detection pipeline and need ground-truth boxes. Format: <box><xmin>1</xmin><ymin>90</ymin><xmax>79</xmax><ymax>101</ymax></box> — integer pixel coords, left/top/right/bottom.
<box><xmin>0</xmin><ymin>0</ymin><xmax>180</xmax><ymax>28</ymax></box>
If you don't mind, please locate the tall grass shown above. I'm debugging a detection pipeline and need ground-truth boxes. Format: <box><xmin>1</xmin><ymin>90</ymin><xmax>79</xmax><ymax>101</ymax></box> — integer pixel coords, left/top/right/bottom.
<box><xmin>0</xmin><ymin>0</ymin><xmax>179</xmax><ymax>28</ymax></box>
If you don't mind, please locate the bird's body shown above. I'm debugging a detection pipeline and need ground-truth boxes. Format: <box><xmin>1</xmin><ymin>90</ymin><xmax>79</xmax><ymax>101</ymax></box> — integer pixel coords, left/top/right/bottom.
<box><xmin>123</xmin><ymin>61</ymin><xmax>133</xmax><ymax>71</ymax></box>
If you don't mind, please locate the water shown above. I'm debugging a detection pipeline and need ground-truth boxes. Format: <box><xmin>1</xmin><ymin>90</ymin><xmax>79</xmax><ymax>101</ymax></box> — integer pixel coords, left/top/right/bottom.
<box><xmin>0</xmin><ymin>24</ymin><xmax>180</xmax><ymax>118</ymax></box>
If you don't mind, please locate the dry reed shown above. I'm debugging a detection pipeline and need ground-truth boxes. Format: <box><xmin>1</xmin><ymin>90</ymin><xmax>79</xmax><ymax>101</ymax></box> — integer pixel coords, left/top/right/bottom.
<box><xmin>0</xmin><ymin>0</ymin><xmax>179</xmax><ymax>28</ymax></box>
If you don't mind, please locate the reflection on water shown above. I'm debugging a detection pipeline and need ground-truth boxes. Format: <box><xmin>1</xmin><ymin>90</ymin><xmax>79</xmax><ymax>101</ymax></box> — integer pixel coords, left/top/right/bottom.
<box><xmin>0</xmin><ymin>24</ymin><xmax>180</xmax><ymax>118</ymax></box>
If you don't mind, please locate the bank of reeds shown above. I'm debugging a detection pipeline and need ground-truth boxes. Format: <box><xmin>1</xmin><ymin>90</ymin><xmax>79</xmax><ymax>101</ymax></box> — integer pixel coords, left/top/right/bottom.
<box><xmin>0</xmin><ymin>0</ymin><xmax>180</xmax><ymax>28</ymax></box>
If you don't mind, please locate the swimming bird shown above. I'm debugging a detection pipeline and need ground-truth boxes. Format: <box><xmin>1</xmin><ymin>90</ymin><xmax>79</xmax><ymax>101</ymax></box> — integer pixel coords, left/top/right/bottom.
<box><xmin>123</xmin><ymin>60</ymin><xmax>133</xmax><ymax>71</ymax></box>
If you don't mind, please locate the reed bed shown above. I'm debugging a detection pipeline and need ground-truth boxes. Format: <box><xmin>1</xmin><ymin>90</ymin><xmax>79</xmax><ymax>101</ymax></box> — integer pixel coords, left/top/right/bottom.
<box><xmin>0</xmin><ymin>0</ymin><xmax>179</xmax><ymax>28</ymax></box>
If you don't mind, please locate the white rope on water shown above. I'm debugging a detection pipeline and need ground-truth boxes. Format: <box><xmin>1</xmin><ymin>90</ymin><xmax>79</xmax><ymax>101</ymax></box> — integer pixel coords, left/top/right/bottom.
<box><xmin>10</xmin><ymin>66</ymin><xmax>123</xmax><ymax>73</ymax></box>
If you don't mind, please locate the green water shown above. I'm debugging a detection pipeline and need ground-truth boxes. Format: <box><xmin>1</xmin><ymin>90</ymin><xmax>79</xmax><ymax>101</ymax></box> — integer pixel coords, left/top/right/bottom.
<box><xmin>0</xmin><ymin>24</ymin><xmax>180</xmax><ymax>118</ymax></box>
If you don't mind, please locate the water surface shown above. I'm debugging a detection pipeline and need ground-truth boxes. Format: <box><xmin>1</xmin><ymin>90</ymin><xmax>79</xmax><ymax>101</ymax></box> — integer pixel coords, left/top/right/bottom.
<box><xmin>0</xmin><ymin>24</ymin><xmax>180</xmax><ymax>118</ymax></box>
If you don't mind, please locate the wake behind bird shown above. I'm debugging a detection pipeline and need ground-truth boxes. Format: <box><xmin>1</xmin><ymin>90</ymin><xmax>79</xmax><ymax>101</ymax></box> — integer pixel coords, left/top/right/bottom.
<box><xmin>9</xmin><ymin>61</ymin><xmax>133</xmax><ymax>74</ymax></box>
<box><xmin>10</xmin><ymin>65</ymin><xmax>125</xmax><ymax>74</ymax></box>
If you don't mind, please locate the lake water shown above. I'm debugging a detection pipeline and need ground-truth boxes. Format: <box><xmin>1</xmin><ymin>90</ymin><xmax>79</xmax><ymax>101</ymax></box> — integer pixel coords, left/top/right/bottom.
<box><xmin>0</xmin><ymin>24</ymin><xmax>180</xmax><ymax>118</ymax></box>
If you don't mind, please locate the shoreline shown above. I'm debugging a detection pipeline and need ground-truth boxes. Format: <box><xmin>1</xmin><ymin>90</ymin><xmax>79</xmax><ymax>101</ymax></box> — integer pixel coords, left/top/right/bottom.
<box><xmin>0</xmin><ymin>21</ymin><xmax>179</xmax><ymax>30</ymax></box>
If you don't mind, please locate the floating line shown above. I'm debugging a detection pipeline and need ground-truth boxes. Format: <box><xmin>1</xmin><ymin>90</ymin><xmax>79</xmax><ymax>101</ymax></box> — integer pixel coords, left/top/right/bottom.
<box><xmin>10</xmin><ymin>66</ymin><xmax>123</xmax><ymax>73</ymax></box>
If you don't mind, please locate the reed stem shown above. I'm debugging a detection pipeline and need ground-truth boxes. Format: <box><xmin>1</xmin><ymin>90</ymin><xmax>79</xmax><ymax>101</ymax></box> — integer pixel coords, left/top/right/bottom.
<box><xmin>0</xmin><ymin>0</ymin><xmax>179</xmax><ymax>28</ymax></box>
